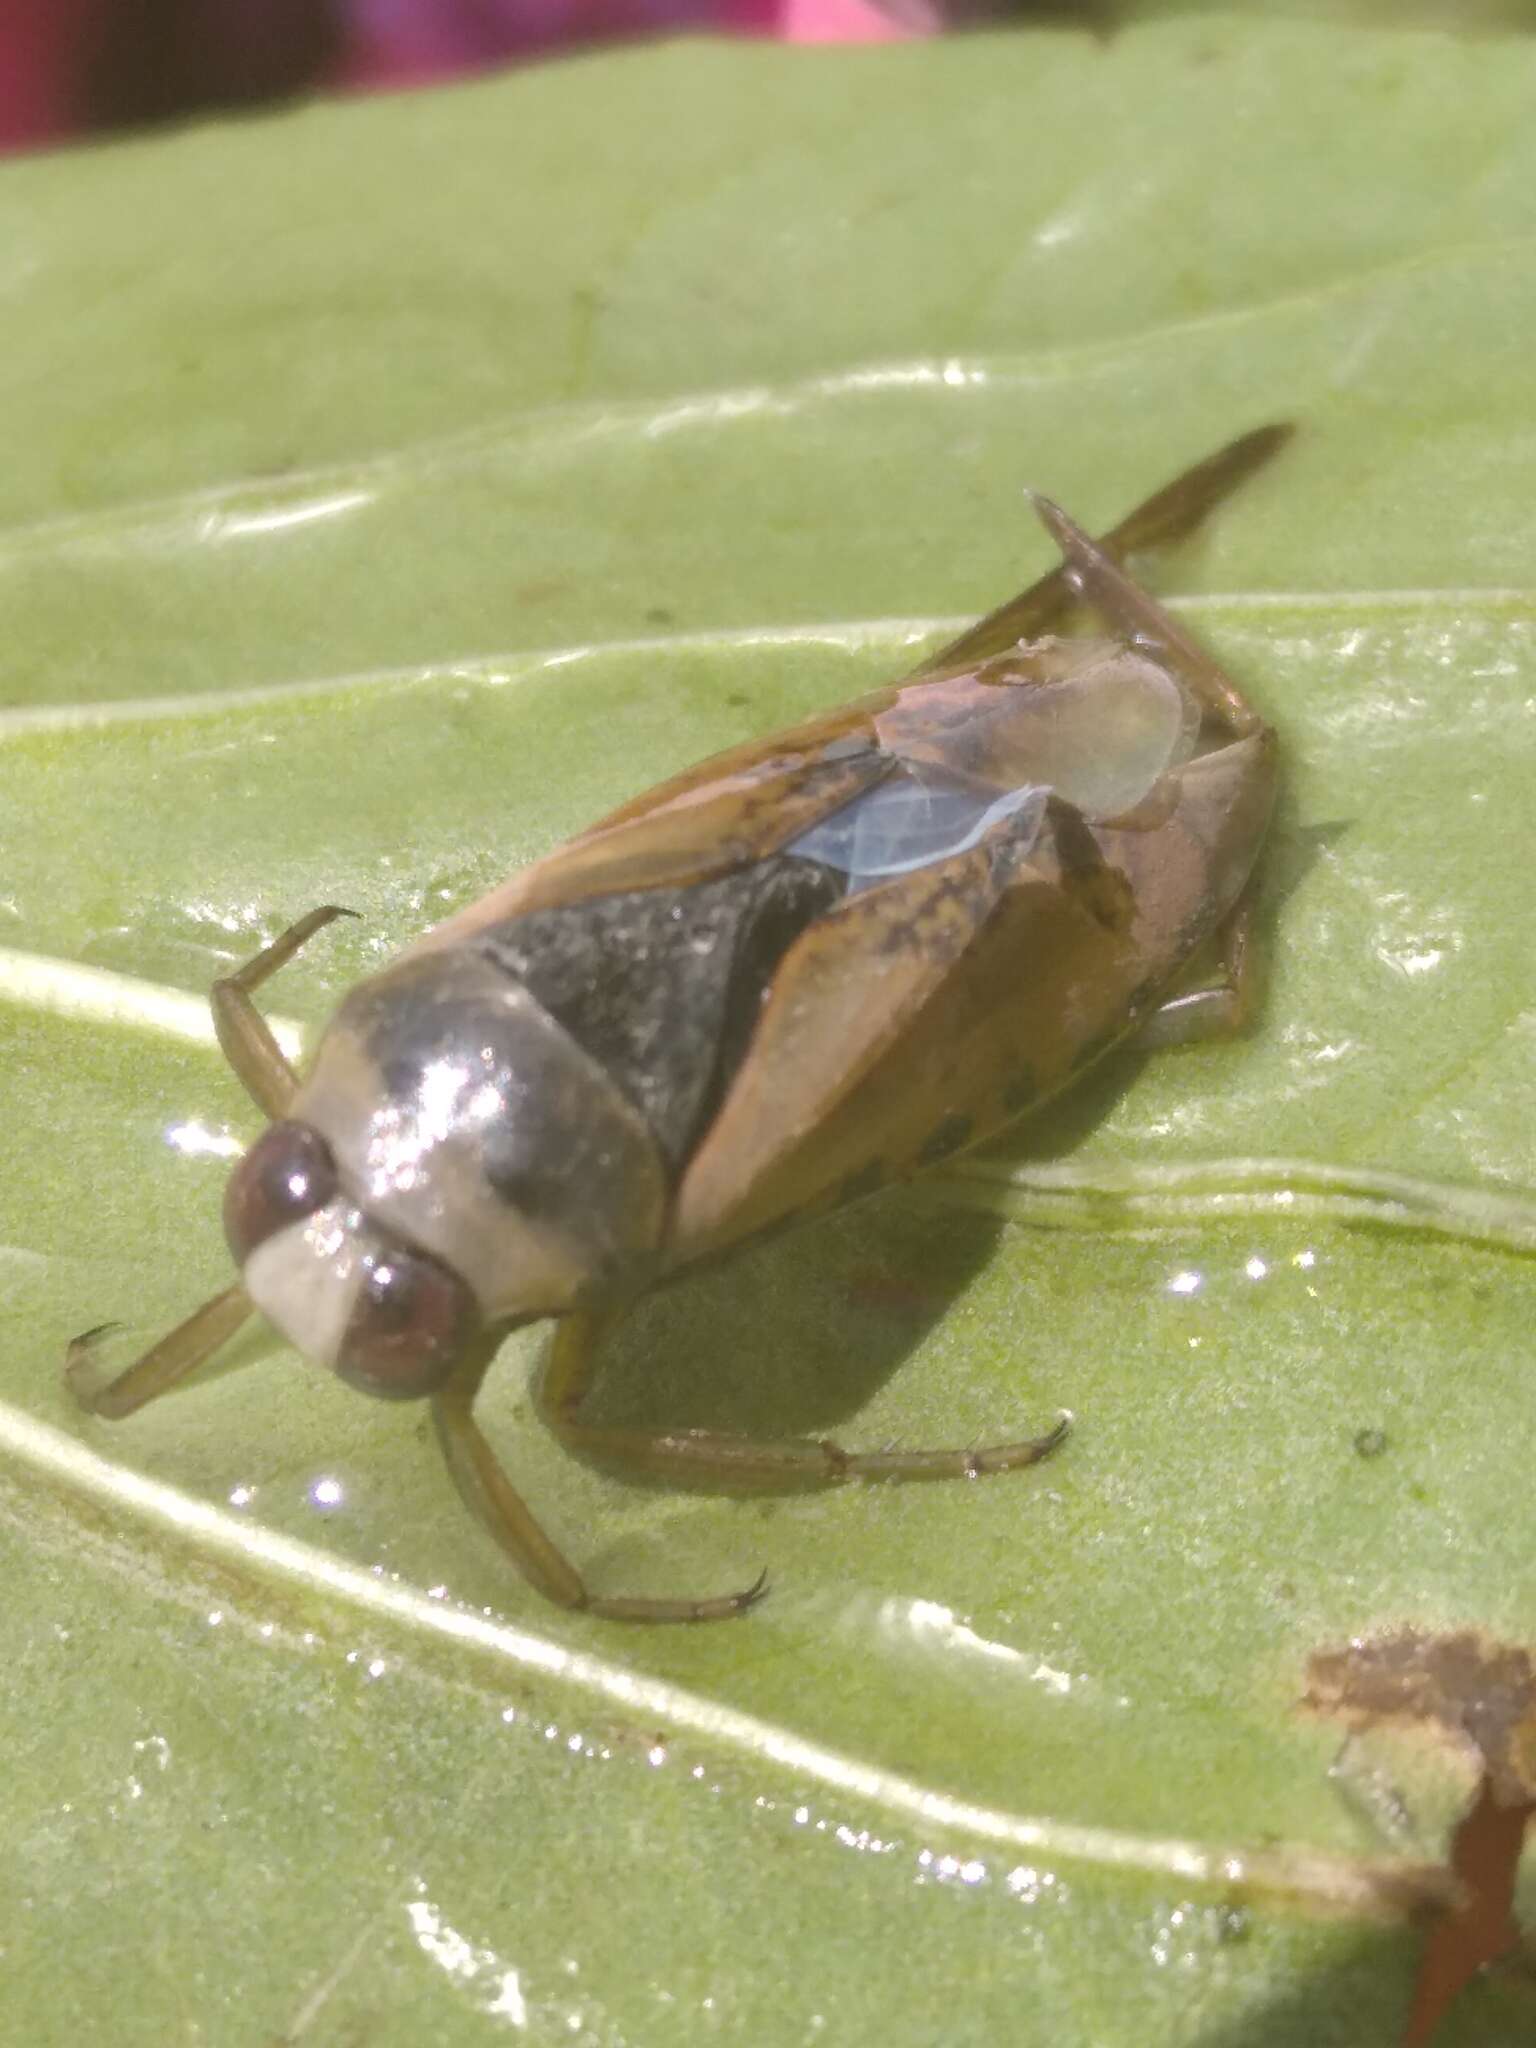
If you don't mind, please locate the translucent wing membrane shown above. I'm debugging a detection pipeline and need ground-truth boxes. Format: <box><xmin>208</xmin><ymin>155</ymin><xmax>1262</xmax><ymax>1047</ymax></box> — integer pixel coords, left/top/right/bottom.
<box><xmin>790</xmin><ymin>637</ymin><xmax>1199</xmax><ymax>891</ymax></box>
<box><xmin>788</xmin><ymin>766</ymin><xmax>1049</xmax><ymax>890</ymax></box>
<box><xmin>875</xmin><ymin>642</ymin><xmax>1199</xmax><ymax>819</ymax></box>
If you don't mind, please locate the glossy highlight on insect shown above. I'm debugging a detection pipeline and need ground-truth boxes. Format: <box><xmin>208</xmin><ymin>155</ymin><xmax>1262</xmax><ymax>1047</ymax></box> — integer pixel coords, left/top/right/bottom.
<box><xmin>70</xmin><ymin>424</ymin><xmax>1290</xmax><ymax>1621</ymax></box>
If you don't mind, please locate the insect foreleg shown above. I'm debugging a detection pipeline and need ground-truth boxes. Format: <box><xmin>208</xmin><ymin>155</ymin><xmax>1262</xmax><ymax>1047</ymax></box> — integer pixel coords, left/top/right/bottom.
<box><xmin>67</xmin><ymin>1283</ymin><xmax>252</xmax><ymax>1419</ymax></box>
<box><xmin>212</xmin><ymin>903</ymin><xmax>357</xmax><ymax>1118</ymax></box>
<box><xmin>540</xmin><ymin>1310</ymin><xmax>1069</xmax><ymax>1491</ymax></box>
<box><xmin>432</xmin><ymin>1334</ymin><xmax>767</xmax><ymax>1622</ymax></box>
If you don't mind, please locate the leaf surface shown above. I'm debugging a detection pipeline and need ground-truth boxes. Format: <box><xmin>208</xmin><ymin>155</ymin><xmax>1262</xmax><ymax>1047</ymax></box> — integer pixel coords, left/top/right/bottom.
<box><xmin>3</xmin><ymin>18</ymin><xmax>1535</xmax><ymax>2043</ymax></box>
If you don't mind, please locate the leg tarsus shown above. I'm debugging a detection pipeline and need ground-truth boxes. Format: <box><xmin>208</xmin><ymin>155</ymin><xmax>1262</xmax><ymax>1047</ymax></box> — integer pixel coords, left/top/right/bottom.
<box><xmin>590</xmin><ymin>1566</ymin><xmax>770</xmax><ymax>1626</ymax></box>
<box><xmin>67</xmin><ymin>1284</ymin><xmax>252</xmax><ymax>1419</ymax></box>
<box><xmin>540</xmin><ymin>1310</ymin><xmax>1071</xmax><ymax>1492</ymax></box>
<box><xmin>839</xmin><ymin>1416</ymin><xmax>1071</xmax><ymax>1481</ymax></box>
<box><xmin>432</xmin><ymin>1340</ymin><xmax>766</xmax><ymax>1623</ymax></box>
<box><xmin>549</xmin><ymin>1417</ymin><xmax>1069</xmax><ymax>1488</ymax></box>
<box><xmin>1134</xmin><ymin>890</ymin><xmax>1260</xmax><ymax>1050</ymax></box>
<box><xmin>212</xmin><ymin>903</ymin><xmax>358</xmax><ymax>1119</ymax></box>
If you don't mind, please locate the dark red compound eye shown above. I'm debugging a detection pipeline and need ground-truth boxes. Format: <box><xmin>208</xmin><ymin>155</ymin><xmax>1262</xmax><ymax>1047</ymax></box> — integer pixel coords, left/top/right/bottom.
<box><xmin>333</xmin><ymin>1245</ymin><xmax>477</xmax><ymax>1401</ymax></box>
<box><xmin>223</xmin><ymin>1121</ymin><xmax>338</xmax><ymax>1263</ymax></box>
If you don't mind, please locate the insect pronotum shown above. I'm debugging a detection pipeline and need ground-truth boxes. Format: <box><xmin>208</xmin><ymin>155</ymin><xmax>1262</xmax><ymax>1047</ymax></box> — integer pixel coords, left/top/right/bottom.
<box><xmin>71</xmin><ymin>424</ymin><xmax>1289</xmax><ymax>1621</ymax></box>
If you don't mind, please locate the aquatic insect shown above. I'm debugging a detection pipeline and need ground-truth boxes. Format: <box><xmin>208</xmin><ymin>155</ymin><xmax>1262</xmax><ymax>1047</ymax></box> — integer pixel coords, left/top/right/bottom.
<box><xmin>71</xmin><ymin>425</ymin><xmax>1289</xmax><ymax>1621</ymax></box>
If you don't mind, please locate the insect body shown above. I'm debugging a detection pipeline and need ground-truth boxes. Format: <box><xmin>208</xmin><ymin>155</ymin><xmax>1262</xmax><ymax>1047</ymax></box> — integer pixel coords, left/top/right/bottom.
<box><xmin>72</xmin><ymin>425</ymin><xmax>1289</xmax><ymax>1621</ymax></box>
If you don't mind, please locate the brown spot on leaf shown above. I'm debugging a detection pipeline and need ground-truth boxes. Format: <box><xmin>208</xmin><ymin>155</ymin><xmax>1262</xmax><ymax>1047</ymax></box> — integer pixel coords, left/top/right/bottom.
<box><xmin>1304</xmin><ymin>1629</ymin><xmax>1536</xmax><ymax>2044</ymax></box>
<box><xmin>844</xmin><ymin>1267</ymin><xmax>941</xmax><ymax>1323</ymax></box>
<box><xmin>1305</xmin><ymin>1630</ymin><xmax>1536</xmax><ymax>1807</ymax></box>
<box><xmin>513</xmin><ymin>578</ymin><xmax>569</xmax><ymax>607</ymax></box>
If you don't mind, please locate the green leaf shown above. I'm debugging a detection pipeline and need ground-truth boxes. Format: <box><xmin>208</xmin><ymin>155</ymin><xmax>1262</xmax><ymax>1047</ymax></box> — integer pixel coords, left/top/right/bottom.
<box><xmin>3</xmin><ymin>18</ymin><xmax>1534</xmax><ymax>2043</ymax></box>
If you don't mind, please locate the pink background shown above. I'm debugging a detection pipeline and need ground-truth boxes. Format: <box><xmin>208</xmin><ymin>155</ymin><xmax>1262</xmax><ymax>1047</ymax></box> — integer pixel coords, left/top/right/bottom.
<box><xmin>0</xmin><ymin>0</ymin><xmax>918</xmax><ymax>154</ymax></box>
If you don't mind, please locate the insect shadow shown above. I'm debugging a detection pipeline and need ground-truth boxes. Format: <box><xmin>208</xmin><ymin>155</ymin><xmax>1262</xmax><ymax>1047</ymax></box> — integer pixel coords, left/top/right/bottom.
<box><xmin>554</xmin><ymin>1188</ymin><xmax>1020</xmax><ymax>1481</ymax></box>
<box><xmin>568</xmin><ymin>805</ymin><xmax>1355</xmax><ymax>1489</ymax></box>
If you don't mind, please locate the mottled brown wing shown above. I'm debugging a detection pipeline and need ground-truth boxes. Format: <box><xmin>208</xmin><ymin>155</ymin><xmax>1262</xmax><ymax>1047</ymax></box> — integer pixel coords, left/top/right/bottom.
<box><xmin>411</xmin><ymin>716</ymin><xmax>897</xmax><ymax>949</ymax></box>
<box><xmin>670</xmin><ymin>832</ymin><xmax>1031</xmax><ymax>1258</ymax></box>
<box><xmin>670</xmin><ymin>730</ymin><xmax>1274</xmax><ymax>1263</ymax></box>
<box><xmin>582</xmin><ymin>692</ymin><xmax>888</xmax><ymax>834</ymax></box>
<box><xmin>418</xmin><ymin>424</ymin><xmax>1290</xmax><ymax>953</ymax></box>
<box><xmin>418</xmin><ymin>633</ymin><xmax>1204</xmax><ymax>962</ymax></box>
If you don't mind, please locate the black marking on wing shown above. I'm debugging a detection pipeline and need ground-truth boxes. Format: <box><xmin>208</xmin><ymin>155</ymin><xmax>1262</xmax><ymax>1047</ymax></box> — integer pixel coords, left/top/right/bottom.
<box><xmin>477</xmin><ymin>854</ymin><xmax>847</xmax><ymax>1169</ymax></box>
<box><xmin>1045</xmin><ymin>796</ymin><xmax>1135</xmax><ymax>935</ymax></box>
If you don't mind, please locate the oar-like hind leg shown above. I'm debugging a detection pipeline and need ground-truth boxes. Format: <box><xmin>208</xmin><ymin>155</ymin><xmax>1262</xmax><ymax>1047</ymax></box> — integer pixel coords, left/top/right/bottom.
<box><xmin>915</xmin><ymin>421</ymin><xmax>1292</xmax><ymax>678</ymax></box>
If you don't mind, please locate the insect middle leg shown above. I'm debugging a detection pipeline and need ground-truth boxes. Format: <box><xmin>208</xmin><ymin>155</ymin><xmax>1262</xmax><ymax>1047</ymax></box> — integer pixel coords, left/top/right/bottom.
<box><xmin>917</xmin><ymin>422</ymin><xmax>1291</xmax><ymax>677</ymax></box>
<box><xmin>538</xmin><ymin>1309</ymin><xmax>1069</xmax><ymax>1490</ymax></box>
<box><xmin>432</xmin><ymin>1345</ymin><xmax>768</xmax><ymax>1623</ymax></box>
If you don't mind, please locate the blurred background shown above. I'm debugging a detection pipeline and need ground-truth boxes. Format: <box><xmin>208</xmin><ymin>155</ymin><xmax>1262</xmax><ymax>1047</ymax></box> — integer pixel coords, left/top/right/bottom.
<box><xmin>12</xmin><ymin>3</ymin><xmax>1532</xmax><ymax>159</ymax></box>
<box><xmin>0</xmin><ymin>0</ymin><xmax>937</xmax><ymax>154</ymax></box>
